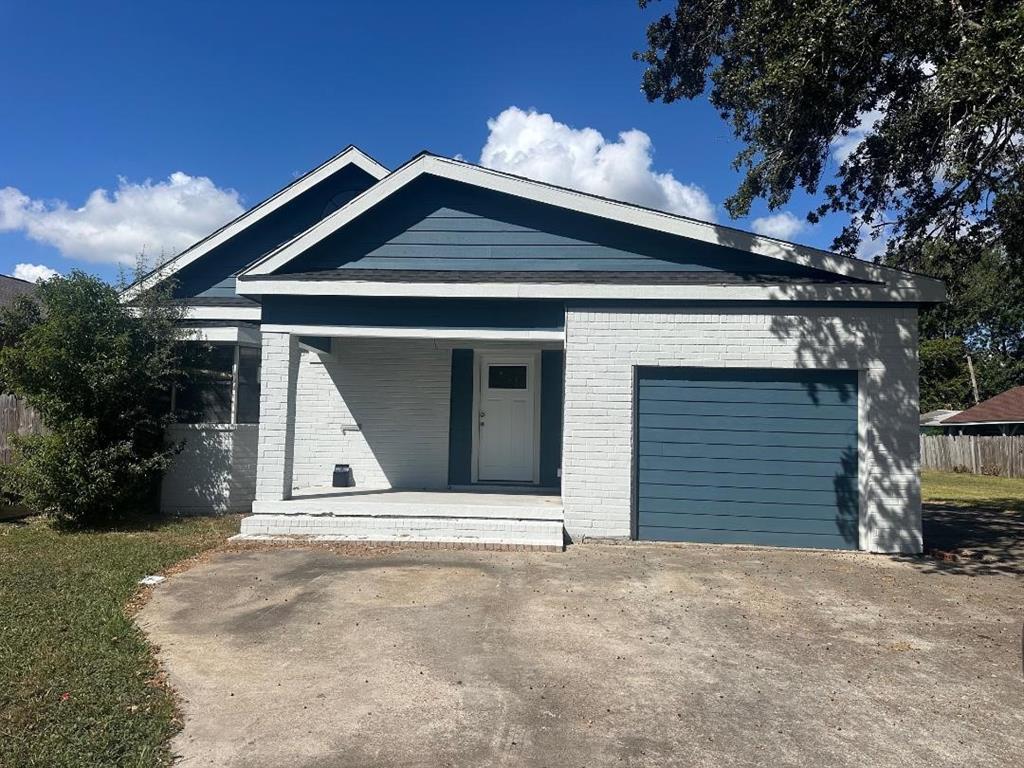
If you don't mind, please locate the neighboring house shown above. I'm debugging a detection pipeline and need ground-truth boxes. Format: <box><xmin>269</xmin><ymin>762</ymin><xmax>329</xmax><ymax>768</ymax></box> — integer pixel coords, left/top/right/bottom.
<box><xmin>937</xmin><ymin>387</ymin><xmax>1024</xmax><ymax>435</ymax></box>
<box><xmin>122</xmin><ymin>146</ymin><xmax>945</xmax><ymax>554</ymax></box>
<box><xmin>920</xmin><ymin>409</ymin><xmax>962</xmax><ymax>430</ymax></box>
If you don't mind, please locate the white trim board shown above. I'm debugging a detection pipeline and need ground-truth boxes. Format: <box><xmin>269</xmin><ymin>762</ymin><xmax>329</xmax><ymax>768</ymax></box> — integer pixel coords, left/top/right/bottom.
<box><xmin>260</xmin><ymin>324</ymin><xmax>564</xmax><ymax>342</ymax></box>
<box><xmin>238</xmin><ymin>279</ymin><xmax>934</xmax><ymax>303</ymax></box>
<box><xmin>239</xmin><ymin>154</ymin><xmax>945</xmax><ymax>302</ymax></box>
<box><xmin>181</xmin><ymin>305</ymin><xmax>262</xmax><ymax>321</ymax></box>
<box><xmin>120</xmin><ymin>146</ymin><xmax>389</xmax><ymax>302</ymax></box>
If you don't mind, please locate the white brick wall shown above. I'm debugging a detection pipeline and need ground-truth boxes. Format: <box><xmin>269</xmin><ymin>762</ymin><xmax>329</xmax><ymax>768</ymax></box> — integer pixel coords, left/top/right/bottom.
<box><xmin>291</xmin><ymin>338</ymin><xmax>451</xmax><ymax>491</ymax></box>
<box><xmin>160</xmin><ymin>424</ymin><xmax>258</xmax><ymax>514</ymax></box>
<box><xmin>255</xmin><ymin>332</ymin><xmax>300</xmax><ymax>501</ymax></box>
<box><xmin>562</xmin><ymin>306</ymin><xmax>921</xmax><ymax>553</ymax></box>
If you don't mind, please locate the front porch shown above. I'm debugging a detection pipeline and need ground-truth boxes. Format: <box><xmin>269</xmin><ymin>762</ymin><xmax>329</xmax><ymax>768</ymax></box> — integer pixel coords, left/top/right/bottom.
<box><xmin>239</xmin><ymin>486</ymin><xmax>564</xmax><ymax>549</ymax></box>
<box><xmin>243</xmin><ymin>320</ymin><xmax>567</xmax><ymax>548</ymax></box>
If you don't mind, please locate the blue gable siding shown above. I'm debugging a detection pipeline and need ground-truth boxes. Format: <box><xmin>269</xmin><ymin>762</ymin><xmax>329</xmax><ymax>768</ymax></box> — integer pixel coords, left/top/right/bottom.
<box><xmin>261</xmin><ymin>296</ymin><xmax>565</xmax><ymax>330</ymax></box>
<box><xmin>171</xmin><ymin>164</ymin><xmax>378</xmax><ymax>299</ymax></box>
<box><xmin>280</xmin><ymin>176</ymin><xmax>833</xmax><ymax>278</ymax></box>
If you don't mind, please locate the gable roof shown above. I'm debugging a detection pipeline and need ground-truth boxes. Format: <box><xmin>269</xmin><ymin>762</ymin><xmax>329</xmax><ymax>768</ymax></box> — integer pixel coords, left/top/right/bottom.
<box><xmin>943</xmin><ymin>387</ymin><xmax>1024</xmax><ymax>425</ymax></box>
<box><xmin>120</xmin><ymin>146</ymin><xmax>388</xmax><ymax>302</ymax></box>
<box><xmin>236</xmin><ymin>153</ymin><xmax>945</xmax><ymax>303</ymax></box>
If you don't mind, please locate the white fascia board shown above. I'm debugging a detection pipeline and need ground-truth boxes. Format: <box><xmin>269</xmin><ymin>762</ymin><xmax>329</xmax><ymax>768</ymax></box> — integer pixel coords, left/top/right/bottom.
<box><xmin>181</xmin><ymin>305</ymin><xmax>262</xmax><ymax>321</ymax></box>
<box><xmin>261</xmin><ymin>324</ymin><xmax>564</xmax><ymax>342</ymax></box>
<box><xmin>236</xmin><ymin>278</ymin><xmax>941</xmax><ymax>303</ymax></box>
<box><xmin>119</xmin><ymin>146</ymin><xmax>389</xmax><ymax>302</ymax></box>
<box><xmin>241</xmin><ymin>154</ymin><xmax>945</xmax><ymax>300</ymax></box>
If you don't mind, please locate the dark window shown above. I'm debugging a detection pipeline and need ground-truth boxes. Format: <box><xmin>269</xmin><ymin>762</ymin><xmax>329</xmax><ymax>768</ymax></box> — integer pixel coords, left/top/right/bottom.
<box><xmin>488</xmin><ymin>365</ymin><xmax>527</xmax><ymax>390</ymax></box>
<box><xmin>235</xmin><ymin>345</ymin><xmax>261</xmax><ymax>424</ymax></box>
<box><xmin>175</xmin><ymin>344</ymin><xmax>235</xmax><ymax>424</ymax></box>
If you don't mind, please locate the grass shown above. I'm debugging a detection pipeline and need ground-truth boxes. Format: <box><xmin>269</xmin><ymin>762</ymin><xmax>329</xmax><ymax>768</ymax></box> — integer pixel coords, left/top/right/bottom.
<box><xmin>0</xmin><ymin>514</ymin><xmax>239</xmax><ymax>768</ymax></box>
<box><xmin>922</xmin><ymin>470</ymin><xmax>1024</xmax><ymax>510</ymax></box>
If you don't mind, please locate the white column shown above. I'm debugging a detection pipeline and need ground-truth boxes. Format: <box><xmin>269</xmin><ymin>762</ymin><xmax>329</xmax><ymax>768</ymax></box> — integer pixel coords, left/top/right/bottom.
<box><xmin>255</xmin><ymin>332</ymin><xmax>299</xmax><ymax>501</ymax></box>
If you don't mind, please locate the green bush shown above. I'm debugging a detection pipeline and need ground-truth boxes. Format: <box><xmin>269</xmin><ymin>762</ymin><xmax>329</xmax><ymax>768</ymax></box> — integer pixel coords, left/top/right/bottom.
<box><xmin>0</xmin><ymin>271</ymin><xmax>185</xmax><ymax>526</ymax></box>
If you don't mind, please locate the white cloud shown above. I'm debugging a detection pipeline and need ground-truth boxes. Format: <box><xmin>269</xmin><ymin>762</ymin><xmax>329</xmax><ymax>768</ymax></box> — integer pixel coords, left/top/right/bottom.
<box><xmin>750</xmin><ymin>211</ymin><xmax>806</xmax><ymax>240</ymax></box>
<box><xmin>831</xmin><ymin>107</ymin><xmax>885</xmax><ymax>164</ymax></box>
<box><xmin>12</xmin><ymin>263</ymin><xmax>59</xmax><ymax>283</ymax></box>
<box><xmin>479</xmin><ymin>107</ymin><xmax>716</xmax><ymax>221</ymax></box>
<box><xmin>0</xmin><ymin>173</ymin><xmax>244</xmax><ymax>266</ymax></box>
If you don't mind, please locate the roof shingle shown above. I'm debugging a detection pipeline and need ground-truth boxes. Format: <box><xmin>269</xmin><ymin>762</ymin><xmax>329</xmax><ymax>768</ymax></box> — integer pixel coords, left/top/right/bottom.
<box><xmin>943</xmin><ymin>386</ymin><xmax>1024</xmax><ymax>424</ymax></box>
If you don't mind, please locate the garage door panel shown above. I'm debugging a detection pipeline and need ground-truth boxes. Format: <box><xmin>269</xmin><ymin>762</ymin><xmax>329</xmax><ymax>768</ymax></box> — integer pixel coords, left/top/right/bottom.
<box><xmin>639</xmin><ymin>483</ymin><xmax>849</xmax><ymax>505</ymax></box>
<box><xmin>638</xmin><ymin>413</ymin><xmax>858</xmax><ymax>434</ymax></box>
<box><xmin>639</xmin><ymin>370</ymin><xmax>854</xmax><ymax>388</ymax></box>
<box><xmin>637</xmin><ymin>387</ymin><xmax>856</xmax><ymax>408</ymax></box>
<box><xmin>638</xmin><ymin>380</ymin><xmax>856</xmax><ymax>403</ymax></box>
<box><xmin>638</xmin><ymin>510</ymin><xmax>851</xmax><ymax>535</ymax></box>
<box><xmin>638</xmin><ymin>399</ymin><xmax>858</xmax><ymax>418</ymax></box>
<box><xmin>636</xmin><ymin>526</ymin><xmax>854</xmax><ymax>549</ymax></box>
<box><xmin>638</xmin><ymin>497</ymin><xmax>856</xmax><ymax>521</ymax></box>
<box><xmin>639</xmin><ymin>427</ymin><xmax>856</xmax><ymax>450</ymax></box>
<box><xmin>638</xmin><ymin>468</ymin><xmax>856</xmax><ymax>492</ymax></box>
<box><xmin>635</xmin><ymin>367</ymin><xmax>859</xmax><ymax>550</ymax></box>
<box><xmin>639</xmin><ymin>454</ymin><xmax>853</xmax><ymax>477</ymax></box>
<box><xmin>640</xmin><ymin>441</ymin><xmax>838</xmax><ymax>463</ymax></box>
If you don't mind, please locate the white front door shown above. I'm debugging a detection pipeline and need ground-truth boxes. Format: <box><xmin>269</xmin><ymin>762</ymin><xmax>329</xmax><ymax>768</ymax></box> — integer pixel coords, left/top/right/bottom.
<box><xmin>477</xmin><ymin>355</ymin><xmax>536</xmax><ymax>482</ymax></box>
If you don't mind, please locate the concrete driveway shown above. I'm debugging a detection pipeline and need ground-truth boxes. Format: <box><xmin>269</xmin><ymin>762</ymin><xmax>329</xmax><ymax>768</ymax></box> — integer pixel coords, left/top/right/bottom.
<box><xmin>139</xmin><ymin>542</ymin><xmax>1023</xmax><ymax>768</ymax></box>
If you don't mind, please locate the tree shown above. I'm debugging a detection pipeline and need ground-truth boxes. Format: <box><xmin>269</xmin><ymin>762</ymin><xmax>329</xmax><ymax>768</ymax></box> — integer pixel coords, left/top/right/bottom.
<box><xmin>635</xmin><ymin>0</ymin><xmax>1024</xmax><ymax>260</ymax></box>
<box><xmin>635</xmin><ymin>1</ymin><xmax>1024</xmax><ymax>407</ymax></box>
<box><xmin>0</xmin><ymin>271</ymin><xmax>186</xmax><ymax>525</ymax></box>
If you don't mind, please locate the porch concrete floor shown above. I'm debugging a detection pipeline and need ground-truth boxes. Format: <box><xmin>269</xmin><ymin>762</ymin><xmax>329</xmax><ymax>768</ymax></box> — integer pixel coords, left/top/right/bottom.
<box><xmin>139</xmin><ymin>542</ymin><xmax>1023</xmax><ymax>768</ymax></box>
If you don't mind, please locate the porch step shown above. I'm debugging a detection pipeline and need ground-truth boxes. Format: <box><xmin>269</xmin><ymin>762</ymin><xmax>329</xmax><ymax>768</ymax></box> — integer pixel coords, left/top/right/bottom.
<box><xmin>238</xmin><ymin>513</ymin><xmax>564</xmax><ymax>549</ymax></box>
<box><xmin>239</xmin><ymin>489</ymin><xmax>565</xmax><ymax>549</ymax></box>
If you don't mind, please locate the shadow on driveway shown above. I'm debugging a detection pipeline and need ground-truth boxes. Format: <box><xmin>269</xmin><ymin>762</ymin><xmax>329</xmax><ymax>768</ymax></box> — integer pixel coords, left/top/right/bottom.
<box><xmin>920</xmin><ymin>503</ymin><xmax>1024</xmax><ymax>576</ymax></box>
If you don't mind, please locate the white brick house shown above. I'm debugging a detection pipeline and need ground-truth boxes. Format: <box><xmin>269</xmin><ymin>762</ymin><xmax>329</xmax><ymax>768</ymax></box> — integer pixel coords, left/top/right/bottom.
<box><xmin>124</xmin><ymin>146</ymin><xmax>944</xmax><ymax>553</ymax></box>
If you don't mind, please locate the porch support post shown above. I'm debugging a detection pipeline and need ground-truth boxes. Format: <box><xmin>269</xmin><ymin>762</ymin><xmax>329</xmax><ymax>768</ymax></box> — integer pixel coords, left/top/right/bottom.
<box><xmin>255</xmin><ymin>331</ymin><xmax>300</xmax><ymax>501</ymax></box>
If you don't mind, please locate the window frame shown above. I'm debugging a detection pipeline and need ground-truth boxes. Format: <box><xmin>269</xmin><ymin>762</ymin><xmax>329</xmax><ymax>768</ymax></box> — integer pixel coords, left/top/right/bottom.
<box><xmin>173</xmin><ymin>341</ymin><xmax>260</xmax><ymax>426</ymax></box>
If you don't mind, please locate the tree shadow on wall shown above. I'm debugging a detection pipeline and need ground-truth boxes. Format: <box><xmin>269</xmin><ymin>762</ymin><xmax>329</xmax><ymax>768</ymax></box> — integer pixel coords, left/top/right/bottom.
<box><xmin>162</xmin><ymin>425</ymin><xmax>256</xmax><ymax>514</ymax></box>
<box><xmin>760</xmin><ymin>285</ymin><xmax>921</xmax><ymax>554</ymax></box>
<box><xmin>834</xmin><ymin>446</ymin><xmax>859</xmax><ymax>547</ymax></box>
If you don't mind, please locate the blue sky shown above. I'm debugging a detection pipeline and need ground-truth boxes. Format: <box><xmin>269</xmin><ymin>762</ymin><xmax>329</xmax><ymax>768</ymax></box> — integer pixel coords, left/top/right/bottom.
<box><xmin>0</xmin><ymin>0</ymin><xmax>853</xmax><ymax>284</ymax></box>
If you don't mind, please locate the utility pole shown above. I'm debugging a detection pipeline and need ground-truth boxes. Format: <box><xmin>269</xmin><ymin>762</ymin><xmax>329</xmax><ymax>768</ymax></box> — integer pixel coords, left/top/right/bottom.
<box><xmin>966</xmin><ymin>354</ymin><xmax>980</xmax><ymax>405</ymax></box>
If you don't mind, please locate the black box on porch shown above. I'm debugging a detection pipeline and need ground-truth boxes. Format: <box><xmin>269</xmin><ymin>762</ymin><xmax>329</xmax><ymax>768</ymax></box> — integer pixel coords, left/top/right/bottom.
<box><xmin>332</xmin><ymin>464</ymin><xmax>354</xmax><ymax>487</ymax></box>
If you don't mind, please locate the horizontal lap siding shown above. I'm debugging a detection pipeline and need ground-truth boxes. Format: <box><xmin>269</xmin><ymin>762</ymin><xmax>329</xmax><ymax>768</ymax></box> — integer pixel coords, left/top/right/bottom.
<box><xmin>287</xmin><ymin>178</ymin><xmax>834</xmax><ymax>278</ymax></box>
<box><xmin>635</xmin><ymin>368</ymin><xmax>859</xmax><ymax>549</ymax></box>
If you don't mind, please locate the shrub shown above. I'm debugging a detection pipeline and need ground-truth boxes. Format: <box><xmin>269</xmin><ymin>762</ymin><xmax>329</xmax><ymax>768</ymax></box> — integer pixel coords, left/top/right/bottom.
<box><xmin>0</xmin><ymin>271</ymin><xmax>185</xmax><ymax>526</ymax></box>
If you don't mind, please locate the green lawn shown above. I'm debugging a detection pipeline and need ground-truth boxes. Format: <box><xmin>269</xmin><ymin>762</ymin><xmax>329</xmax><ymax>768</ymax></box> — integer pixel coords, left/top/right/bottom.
<box><xmin>922</xmin><ymin>470</ymin><xmax>1024</xmax><ymax>510</ymax></box>
<box><xmin>0</xmin><ymin>514</ymin><xmax>239</xmax><ymax>768</ymax></box>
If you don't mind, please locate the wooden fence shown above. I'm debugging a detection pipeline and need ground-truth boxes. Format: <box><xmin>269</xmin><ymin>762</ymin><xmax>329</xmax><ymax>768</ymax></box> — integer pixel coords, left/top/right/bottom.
<box><xmin>920</xmin><ymin>434</ymin><xmax>1024</xmax><ymax>478</ymax></box>
<box><xmin>0</xmin><ymin>394</ymin><xmax>44</xmax><ymax>465</ymax></box>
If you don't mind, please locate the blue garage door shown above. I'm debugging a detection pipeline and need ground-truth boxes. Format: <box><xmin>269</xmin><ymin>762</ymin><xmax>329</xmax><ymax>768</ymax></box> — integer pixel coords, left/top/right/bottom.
<box><xmin>636</xmin><ymin>368</ymin><xmax>859</xmax><ymax>549</ymax></box>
